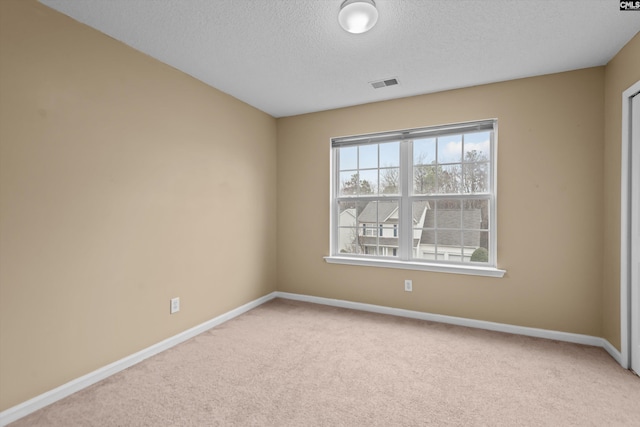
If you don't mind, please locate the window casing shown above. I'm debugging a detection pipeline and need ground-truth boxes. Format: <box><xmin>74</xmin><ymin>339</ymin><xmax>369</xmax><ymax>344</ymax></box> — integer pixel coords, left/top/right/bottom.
<box><xmin>328</xmin><ymin>119</ymin><xmax>504</xmax><ymax>277</ymax></box>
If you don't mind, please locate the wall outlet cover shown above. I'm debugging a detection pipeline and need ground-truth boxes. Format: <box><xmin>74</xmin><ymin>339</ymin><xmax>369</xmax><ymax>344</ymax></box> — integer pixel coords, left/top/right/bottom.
<box><xmin>170</xmin><ymin>297</ymin><xmax>180</xmax><ymax>314</ymax></box>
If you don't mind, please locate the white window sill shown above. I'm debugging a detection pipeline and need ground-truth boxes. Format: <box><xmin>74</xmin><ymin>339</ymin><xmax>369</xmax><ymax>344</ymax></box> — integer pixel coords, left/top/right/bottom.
<box><xmin>324</xmin><ymin>256</ymin><xmax>506</xmax><ymax>278</ymax></box>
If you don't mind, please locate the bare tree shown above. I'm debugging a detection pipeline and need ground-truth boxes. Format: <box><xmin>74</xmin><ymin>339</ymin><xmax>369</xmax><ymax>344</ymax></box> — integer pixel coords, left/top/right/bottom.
<box><xmin>462</xmin><ymin>150</ymin><xmax>489</xmax><ymax>193</ymax></box>
<box><xmin>380</xmin><ymin>168</ymin><xmax>399</xmax><ymax>194</ymax></box>
<box><xmin>413</xmin><ymin>153</ymin><xmax>436</xmax><ymax>194</ymax></box>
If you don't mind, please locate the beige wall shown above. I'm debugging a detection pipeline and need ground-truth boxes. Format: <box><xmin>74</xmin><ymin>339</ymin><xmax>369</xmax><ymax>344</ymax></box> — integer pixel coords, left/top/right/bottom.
<box><xmin>1</xmin><ymin>0</ymin><xmax>638</xmax><ymax>415</ymax></box>
<box><xmin>0</xmin><ymin>0</ymin><xmax>277</xmax><ymax>410</ymax></box>
<box><xmin>602</xmin><ymin>33</ymin><xmax>640</xmax><ymax>350</ymax></box>
<box><xmin>277</xmin><ymin>68</ymin><xmax>605</xmax><ymax>337</ymax></box>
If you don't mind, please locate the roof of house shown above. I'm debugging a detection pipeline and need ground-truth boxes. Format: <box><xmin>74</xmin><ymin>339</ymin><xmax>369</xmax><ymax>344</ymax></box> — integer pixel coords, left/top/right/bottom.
<box><xmin>357</xmin><ymin>201</ymin><xmax>397</xmax><ymax>224</ymax></box>
<box><xmin>421</xmin><ymin>209</ymin><xmax>483</xmax><ymax>246</ymax></box>
<box><xmin>357</xmin><ymin>201</ymin><xmax>429</xmax><ymax>225</ymax></box>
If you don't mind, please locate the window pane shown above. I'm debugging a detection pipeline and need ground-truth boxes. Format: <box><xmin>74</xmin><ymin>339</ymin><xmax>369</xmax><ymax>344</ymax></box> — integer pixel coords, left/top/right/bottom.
<box><xmin>438</xmin><ymin>244</ymin><xmax>462</xmax><ymax>261</ymax></box>
<box><xmin>337</xmin><ymin>202</ymin><xmax>365</xmax><ymax>254</ymax></box>
<box><xmin>413</xmin><ymin>201</ymin><xmax>431</xmax><ymax>228</ymax></box>
<box><xmin>379</xmin><ymin>142</ymin><xmax>399</xmax><ymax>167</ymax></box>
<box><xmin>438</xmin><ymin>230</ymin><xmax>462</xmax><ymax>247</ymax></box>
<box><xmin>462</xmin><ymin>162</ymin><xmax>489</xmax><ymax>193</ymax></box>
<box><xmin>411</xmin><ymin>199</ymin><xmax>489</xmax><ymax>262</ymax></box>
<box><xmin>338</xmin><ymin>201</ymin><xmax>366</xmax><ymax>226</ymax></box>
<box><xmin>363</xmin><ymin>246</ymin><xmax>378</xmax><ymax>256</ymax></box>
<box><xmin>358</xmin><ymin>201</ymin><xmax>378</xmax><ymax>222</ymax></box>
<box><xmin>463</xmin><ymin>230</ymin><xmax>481</xmax><ymax>249</ymax></box>
<box><xmin>436</xmin><ymin>200</ymin><xmax>462</xmax><ymax>229</ymax></box>
<box><xmin>414</xmin><ymin>228</ymin><xmax>438</xmax><ymax>260</ymax></box>
<box><xmin>340</xmin><ymin>146</ymin><xmax>358</xmax><ymax>170</ymax></box>
<box><xmin>463</xmin><ymin>199</ymin><xmax>489</xmax><ymax>230</ymax></box>
<box><xmin>413</xmin><ymin>201</ymin><xmax>431</xmax><ymax>259</ymax></box>
<box><xmin>414</xmin><ymin>138</ymin><xmax>436</xmax><ymax>165</ymax></box>
<box><xmin>358</xmin><ymin>169</ymin><xmax>378</xmax><ymax>194</ymax></box>
<box><xmin>414</xmin><ymin>200</ymin><xmax>468</xmax><ymax>261</ymax></box>
<box><xmin>413</xmin><ymin>165</ymin><xmax>436</xmax><ymax>194</ymax></box>
<box><xmin>462</xmin><ymin>196</ymin><xmax>489</xmax><ymax>263</ymax></box>
<box><xmin>359</xmin><ymin>144</ymin><xmax>378</xmax><ymax>169</ymax></box>
<box><xmin>447</xmin><ymin>247</ymin><xmax>465</xmax><ymax>262</ymax></box>
<box><xmin>380</xmin><ymin>168</ymin><xmax>399</xmax><ymax>194</ymax></box>
<box><xmin>437</xmin><ymin>164</ymin><xmax>462</xmax><ymax>193</ymax></box>
<box><xmin>356</xmin><ymin>200</ymin><xmax>399</xmax><ymax>258</ymax></box>
<box><xmin>380</xmin><ymin>226</ymin><xmax>396</xmax><ymax>237</ymax></box>
<box><xmin>379</xmin><ymin>245</ymin><xmax>398</xmax><ymax>257</ymax></box>
<box><xmin>339</xmin><ymin>171</ymin><xmax>359</xmax><ymax>196</ymax></box>
<box><xmin>362</xmin><ymin>226</ymin><xmax>377</xmax><ymax>236</ymax></box>
<box><xmin>378</xmin><ymin>227</ymin><xmax>398</xmax><ymax>256</ymax></box>
<box><xmin>416</xmin><ymin>246</ymin><xmax>436</xmax><ymax>260</ymax></box>
<box><xmin>376</xmin><ymin>200</ymin><xmax>399</xmax><ymax>225</ymax></box>
<box><xmin>438</xmin><ymin>135</ymin><xmax>462</xmax><ymax>163</ymax></box>
<box><xmin>358</xmin><ymin>201</ymin><xmax>378</xmax><ymax>256</ymax></box>
<box><xmin>464</xmin><ymin>131</ymin><xmax>491</xmax><ymax>162</ymax></box>
<box><xmin>337</xmin><ymin>228</ymin><xmax>359</xmax><ymax>254</ymax></box>
<box><xmin>466</xmin><ymin>231</ymin><xmax>489</xmax><ymax>263</ymax></box>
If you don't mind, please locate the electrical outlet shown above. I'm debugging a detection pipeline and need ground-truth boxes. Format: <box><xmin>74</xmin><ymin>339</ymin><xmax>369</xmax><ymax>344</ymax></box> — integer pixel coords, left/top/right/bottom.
<box><xmin>170</xmin><ymin>297</ymin><xmax>180</xmax><ymax>314</ymax></box>
<box><xmin>404</xmin><ymin>280</ymin><xmax>412</xmax><ymax>292</ymax></box>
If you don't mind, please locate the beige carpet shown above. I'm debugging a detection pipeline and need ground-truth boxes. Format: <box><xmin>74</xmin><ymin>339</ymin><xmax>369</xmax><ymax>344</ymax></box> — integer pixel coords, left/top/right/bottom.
<box><xmin>11</xmin><ymin>298</ymin><xmax>640</xmax><ymax>426</ymax></box>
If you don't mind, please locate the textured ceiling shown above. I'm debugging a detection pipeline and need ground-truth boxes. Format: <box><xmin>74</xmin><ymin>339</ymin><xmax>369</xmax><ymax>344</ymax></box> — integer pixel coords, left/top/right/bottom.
<box><xmin>40</xmin><ymin>0</ymin><xmax>640</xmax><ymax>118</ymax></box>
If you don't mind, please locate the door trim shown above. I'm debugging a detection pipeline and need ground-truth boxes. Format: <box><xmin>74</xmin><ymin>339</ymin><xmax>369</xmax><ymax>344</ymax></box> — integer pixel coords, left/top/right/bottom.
<box><xmin>621</xmin><ymin>79</ymin><xmax>640</xmax><ymax>370</ymax></box>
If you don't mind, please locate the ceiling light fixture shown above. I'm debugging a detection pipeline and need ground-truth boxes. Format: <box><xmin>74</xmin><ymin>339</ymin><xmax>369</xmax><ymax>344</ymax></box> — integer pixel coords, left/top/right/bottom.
<box><xmin>338</xmin><ymin>0</ymin><xmax>378</xmax><ymax>34</ymax></box>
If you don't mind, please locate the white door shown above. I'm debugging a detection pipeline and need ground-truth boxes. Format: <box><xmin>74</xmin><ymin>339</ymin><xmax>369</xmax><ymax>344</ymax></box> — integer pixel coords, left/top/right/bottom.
<box><xmin>631</xmin><ymin>92</ymin><xmax>640</xmax><ymax>374</ymax></box>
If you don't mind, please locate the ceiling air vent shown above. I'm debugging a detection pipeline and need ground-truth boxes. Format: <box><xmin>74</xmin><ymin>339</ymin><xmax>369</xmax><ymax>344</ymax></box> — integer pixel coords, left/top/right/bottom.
<box><xmin>370</xmin><ymin>78</ymin><xmax>399</xmax><ymax>89</ymax></box>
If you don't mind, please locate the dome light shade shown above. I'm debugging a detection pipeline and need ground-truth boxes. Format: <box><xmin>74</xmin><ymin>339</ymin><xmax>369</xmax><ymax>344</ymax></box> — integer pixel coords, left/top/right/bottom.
<box><xmin>338</xmin><ymin>0</ymin><xmax>378</xmax><ymax>34</ymax></box>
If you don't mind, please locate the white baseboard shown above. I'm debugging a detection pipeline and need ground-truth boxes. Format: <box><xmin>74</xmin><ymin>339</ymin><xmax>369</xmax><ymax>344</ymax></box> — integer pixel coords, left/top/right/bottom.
<box><xmin>1</xmin><ymin>290</ymin><xmax>624</xmax><ymax>426</ymax></box>
<box><xmin>274</xmin><ymin>291</ymin><xmax>623</xmax><ymax>365</ymax></box>
<box><xmin>0</xmin><ymin>292</ymin><xmax>278</xmax><ymax>427</ymax></box>
<box><xmin>600</xmin><ymin>337</ymin><xmax>624</xmax><ymax>365</ymax></box>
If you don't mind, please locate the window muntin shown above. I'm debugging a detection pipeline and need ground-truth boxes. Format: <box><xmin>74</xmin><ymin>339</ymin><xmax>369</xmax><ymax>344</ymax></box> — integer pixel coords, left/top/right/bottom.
<box><xmin>338</xmin><ymin>141</ymin><xmax>400</xmax><ymax>196</ymax></box>
<box><xmin>331</xmin><ymin>120</ymin><xmax>497</xmax><ymax>269</ymax></box>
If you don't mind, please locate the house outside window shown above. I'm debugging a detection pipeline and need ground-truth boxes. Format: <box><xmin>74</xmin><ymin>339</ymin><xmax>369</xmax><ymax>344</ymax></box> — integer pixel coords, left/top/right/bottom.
<box><xmin>329</xmin><ymin>119</ymin><xmax>505</xmax><ymax>277</ymax></box>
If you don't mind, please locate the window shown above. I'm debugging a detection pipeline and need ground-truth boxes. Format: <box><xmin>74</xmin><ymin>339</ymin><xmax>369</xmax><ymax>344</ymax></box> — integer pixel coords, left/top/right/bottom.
<box><xmin>328</xmin><ymin>119</ymin><xmax>505</xmax><ymax>277</ymax></box>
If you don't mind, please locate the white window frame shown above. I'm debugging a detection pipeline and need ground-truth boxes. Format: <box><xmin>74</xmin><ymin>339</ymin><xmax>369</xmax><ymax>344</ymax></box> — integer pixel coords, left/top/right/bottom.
<box><xmin>325</xmin><ymin>119</ymin><xmax>506</xmax><ymax>278</ymax></box>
